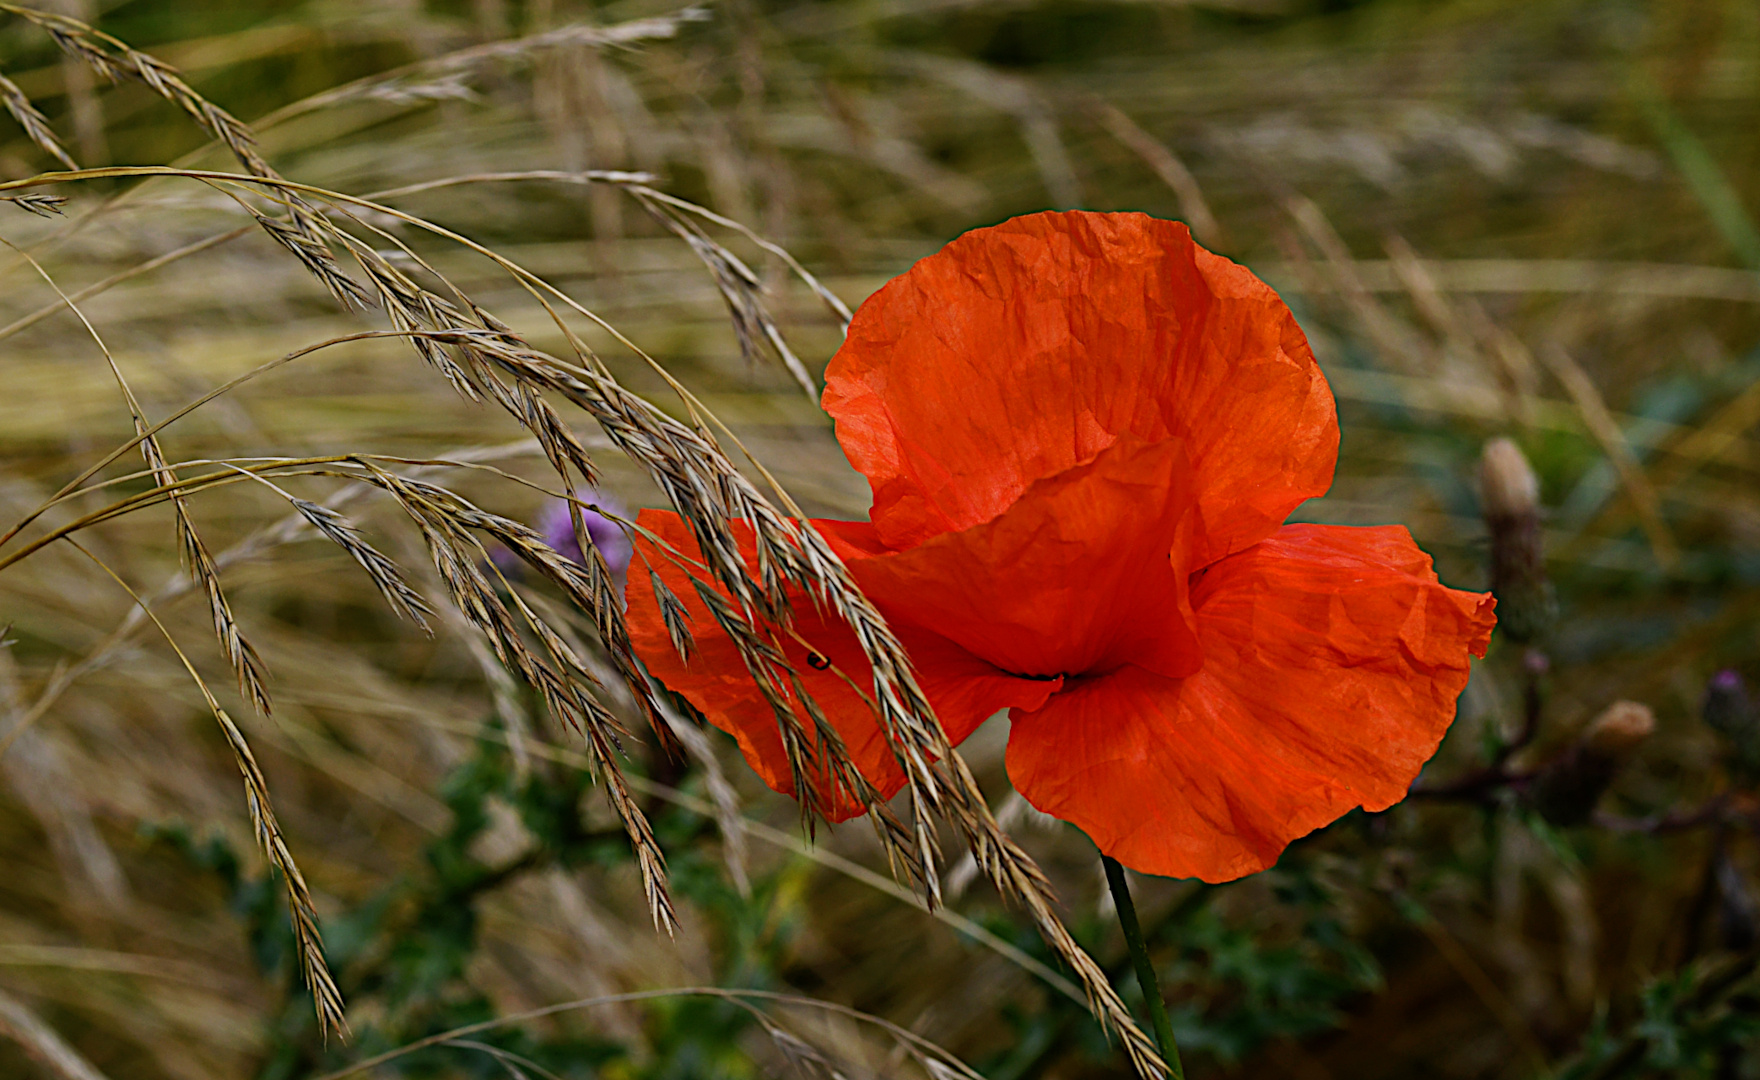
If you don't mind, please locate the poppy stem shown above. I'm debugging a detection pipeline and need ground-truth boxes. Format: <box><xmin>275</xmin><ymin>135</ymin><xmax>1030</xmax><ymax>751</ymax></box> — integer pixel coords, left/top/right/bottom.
<box><xmin>1102</xmin><ymin>854</ymin><xmax>1184</xmax><ymax>1079</ymax></box>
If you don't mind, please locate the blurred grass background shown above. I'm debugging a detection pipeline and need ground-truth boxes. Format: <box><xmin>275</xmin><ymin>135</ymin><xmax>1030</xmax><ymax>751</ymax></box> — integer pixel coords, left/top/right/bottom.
<box><xmin>2</xmin><ymin>0</ymin><xmax>1760</xmax><ymax>1077</ymax></box>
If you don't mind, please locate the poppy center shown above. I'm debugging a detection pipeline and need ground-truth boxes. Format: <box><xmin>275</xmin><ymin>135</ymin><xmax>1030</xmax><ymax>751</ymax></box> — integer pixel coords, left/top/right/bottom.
<box><xmin>838</xmin><ymin>435</ymin><xmax>1208</xmax><ymax>685</ymax></box>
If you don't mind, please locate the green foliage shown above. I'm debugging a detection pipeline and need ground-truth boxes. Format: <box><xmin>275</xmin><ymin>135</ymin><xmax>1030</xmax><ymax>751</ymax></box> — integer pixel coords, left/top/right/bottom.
<box><xmin>1557</xmin><ymin>960</ymin><xmax>1760</xmax><ymax>1080</ymax></box>
<box><xmin>972</xmin><ymin>855</ymin><xmax>1383</xmax><ymax>1075</ymax></box>
<box><xmin>1156</xmin><ymin>866</ymin><xmax>1383</xmax><ymax>1063</ymax></box>
<box><xmin>142</xmin><ymin>726</ymin><xmax>811</xmax><ymax>1079</ymax></box>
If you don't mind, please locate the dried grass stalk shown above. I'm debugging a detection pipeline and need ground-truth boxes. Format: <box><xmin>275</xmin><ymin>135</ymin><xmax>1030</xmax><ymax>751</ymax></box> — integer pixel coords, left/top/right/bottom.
<box><xmin>654</xmin><ymin>699</ymin><xmax>751</xmax><ymax>896</ymax></box>
<box><xmin>214</xmin><ymin>707</ymin><xmax>350</xmax><ymax>1038</ymax></box>
<box><xmin>1</xmin><ymin>192</ymin><xmax>67</xmax><ymax>216</ymax></box>
<box><xmin>287</xmin><ymin>499</ymin><xmax>435</xmax><ymax>632</ymax></box>
<box><xmin>648</xmin><ymin>570</ymin><xmax>696</xmax><ymax>661</ymax></box>
<box><xmin>2</xmin><ymin>227</ymin><xmax>277</xmax><ymax>722</ymax></box>
<box><xmin>247</xmin><ymin>209</ymin><xmax>375</xmax><ymax>310</ymax></box>
<box><xmin>633</xmin><ymin>191</ymin><xmax>819</xmax><ymax>398</ymax></box>
<box><xmin>0</xmin><ymin>48</ymin><xmax>1163</xmax><ymax>1062</ymax></box>
<box><xmin>1</xmin><ymin>441</ymin><xmax>544</xmax><ymax>760</ymax></box>
<box><xmin>359</xmin><ymin>464</ymin><xmax>678</xmax><ymax>932</ymax></box>
<box><xmin>0</xmin><ymin>986</ymin><xmax>112</xmax><ymax>1080</ymax></box>
<box><xmin>2</xmin><ymin>4</ymin><xmax>363</xmax><ymax>299</ymax></box>
<box><xmin>61</xmin><ymin>538</ymin><xmax>348</xmax><ymax>1043</ymax></box>
<box><xmin>0</xmin><ymin>69</ymin><xmax>78</xmax><ymax>170</ymax></box>
<box><xmin>138</xmin><ymin>432</ymin><xmax>273</xmax><ymax>717</ymax></box>
<box><xmin>284</xmin><ymin>5</ymin><xmax>713</xmax><ymax>117</ymax></box>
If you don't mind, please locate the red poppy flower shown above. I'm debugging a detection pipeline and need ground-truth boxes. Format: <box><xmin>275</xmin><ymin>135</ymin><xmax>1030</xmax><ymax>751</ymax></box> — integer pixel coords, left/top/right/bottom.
<box><xmin>627</xmin><ymin>211</ymin><xmax>1496</xmax><ymax>882</ymax></box>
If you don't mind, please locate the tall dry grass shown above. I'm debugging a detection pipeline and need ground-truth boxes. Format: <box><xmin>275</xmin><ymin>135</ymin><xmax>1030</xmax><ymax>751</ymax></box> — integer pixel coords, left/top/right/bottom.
<box><xmin>0</xmin><ymin>1</ymin><xmax>1758</xmax><ymax>1078</ymax></box>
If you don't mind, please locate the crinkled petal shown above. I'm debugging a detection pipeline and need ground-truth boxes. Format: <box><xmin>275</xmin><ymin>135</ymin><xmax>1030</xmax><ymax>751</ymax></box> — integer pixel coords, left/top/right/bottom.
<box><xmin>823</xmin><ymin>210</ymin><xmax>1337</xmax><ymax>566</ymax></box>
<box><xmin>626</xmin><ymin>510</ymin><xmax>1060</xmax><ymax>819</ymax></box>
<box><xmin>1005</xmin><ymin>524</ymin><xmax>1495</xmax><ymax>881</ymax></box>
<box><xmin>827</xmin><ymin>436</ymin><xmax>1202</xmax><ymax>680</ymax></box>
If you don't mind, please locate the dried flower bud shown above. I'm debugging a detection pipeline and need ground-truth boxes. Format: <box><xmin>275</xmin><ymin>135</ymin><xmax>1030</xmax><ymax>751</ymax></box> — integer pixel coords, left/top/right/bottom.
<box><xmin>1480</xmin><ymin>437</ymin><xmax>1540</xmax><ymax>519</ymax></box>
<box><xmin>1703</xmin><ymin>670</ymin><xmax>1760</xmax><ymax>784</ymax></box>
<box><xmin>1479</xmin><ymin>437</ymin><xmax>1555</xmax><ymax>644</ymax></box>
<box><xmin>1582</xmin><ymin>700</ymin><xmax>1657</xmax><ymax>755</ymax></box>
<box><xmin>1530</xmin><ymin>700</ymin><xmax>1654</xmax><ymax>827</ymax></box>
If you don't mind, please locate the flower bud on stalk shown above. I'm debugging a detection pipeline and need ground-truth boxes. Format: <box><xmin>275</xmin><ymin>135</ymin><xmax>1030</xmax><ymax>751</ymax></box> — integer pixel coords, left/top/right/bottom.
<box><xmin>1480</xmin><ymin>438</ymin><xmax>1555</xmax><ymax>645</ymax></box>
<box><xmin>1530</xmin><ymin>701</ymin><xmax>1655</xmax><ymax>826</ymax></box>
<box><xmin>1703</xmin><ymin>670</ymin><xmax>1760</xmax><ymax>785</ymax></box>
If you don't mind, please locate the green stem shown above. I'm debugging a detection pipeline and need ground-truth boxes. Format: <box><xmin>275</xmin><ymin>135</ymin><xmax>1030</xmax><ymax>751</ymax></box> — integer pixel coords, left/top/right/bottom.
<box><xmin>1103</xmin><ymin>854</ymin><xmax>1184</xmax><ymax>1080</ymax></box>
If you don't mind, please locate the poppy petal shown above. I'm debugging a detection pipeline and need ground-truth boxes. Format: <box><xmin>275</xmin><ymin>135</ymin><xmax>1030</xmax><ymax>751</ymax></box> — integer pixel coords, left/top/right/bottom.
<box><xmin>822</xmin><ymin>210</ymin><xmax>1337</xmax><ymax>566</ymax></box>
<box><xmin>827</xmin><ymin>435</ymin><xmax>1203</xmax><ymax>681</ymax></box>
<box><xmin>626</xmin><ymin>510</ymin><xmax>1061</xmax><ymax>819</ymax></box>
<box><xmin>1005</xmin><ymin>524</ymin><xmax>1495</xmax><ymax>881</ymax></box>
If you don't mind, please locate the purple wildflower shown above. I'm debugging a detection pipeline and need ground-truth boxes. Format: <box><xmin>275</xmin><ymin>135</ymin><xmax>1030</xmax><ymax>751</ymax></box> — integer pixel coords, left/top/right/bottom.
<box><xmin>538</xmin><ymin>492</ymin><xmax>633</xmax><ymax>580</ymax></box>
<box><xmin>1704</xmin><ymin>670</ymin><xmax>1755</xmax><ymax>738</ymax></box>
<box><xmin>1704</xmin><ymin>669</ymin><xmax>1760</xmax><ymax>782</ymax></box>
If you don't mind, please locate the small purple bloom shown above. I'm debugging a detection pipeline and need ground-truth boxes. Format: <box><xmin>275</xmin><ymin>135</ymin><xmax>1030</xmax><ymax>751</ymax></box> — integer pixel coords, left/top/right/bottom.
<box><xmin>1703</xmin><ymin>669</ymin><xmax>1756</xmax><ymax>742</ymax></box>
<box><xmin>1712</xmin><ymin>669</ymin><xmax>1747</xmax><ymax>694</ymax></box>
<box><xmin>539</xmin><ymin>492</ymin><xmax>633</xmax><ymax>580</ymax></box>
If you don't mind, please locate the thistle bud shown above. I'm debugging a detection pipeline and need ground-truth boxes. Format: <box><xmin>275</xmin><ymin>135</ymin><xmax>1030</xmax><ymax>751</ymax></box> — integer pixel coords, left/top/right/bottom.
<box><xmin>1481</xmin><ymin>437</ymin><xmax>1539</xmax><ymax>520</ymax></box>
<box><xmin>1703</xmin><ymin>670</ymin><xmax>1760</xmax><ymax>784</ymax></box>
<box><xmin>1582</xmin><ymin>700</ymin><xmax>1657</xmax><ymax>755</ymax></box>
<box><xmin>1530</xmin><ymin>701</ymin><xmax>1655</xmax><ymax>826</ymax></box>
<box><xmin>1479</xmin><ymin>438</ymin><xmax>1555</xmax><ymax>644</ymax></box>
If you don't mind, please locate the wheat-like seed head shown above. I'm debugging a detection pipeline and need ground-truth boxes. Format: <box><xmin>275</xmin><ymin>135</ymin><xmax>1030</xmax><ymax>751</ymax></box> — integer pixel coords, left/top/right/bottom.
<box><xmin>1</xmin><ymin>191</ymin><xmax>67</xmax><ymax>216</ymax></box>
<box><xmin>213</xmin><ymin>707</ymin><xmax>349</xmax><ymax>1040</ymax></box>
<box><xmin>288</xmin><ymin>499</ymin><xmax>435</xmax><ymax>633</ymax></box>
<box><xmin>0</xmin><ymin>71</ymin><xmax>76</xmax><ymax>170</ymax></box>
<box><xmin>648</xmin><ymin>570</ymin><xmax>697</xmax><ymax>661</ymax></box>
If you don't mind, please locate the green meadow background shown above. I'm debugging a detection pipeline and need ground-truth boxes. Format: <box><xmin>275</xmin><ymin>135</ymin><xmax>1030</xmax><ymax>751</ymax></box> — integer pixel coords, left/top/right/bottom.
<box><xmin>2</xmin><ymin>0</ymin><xmax>1758</xmax><ymax>1077</ymax></box>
